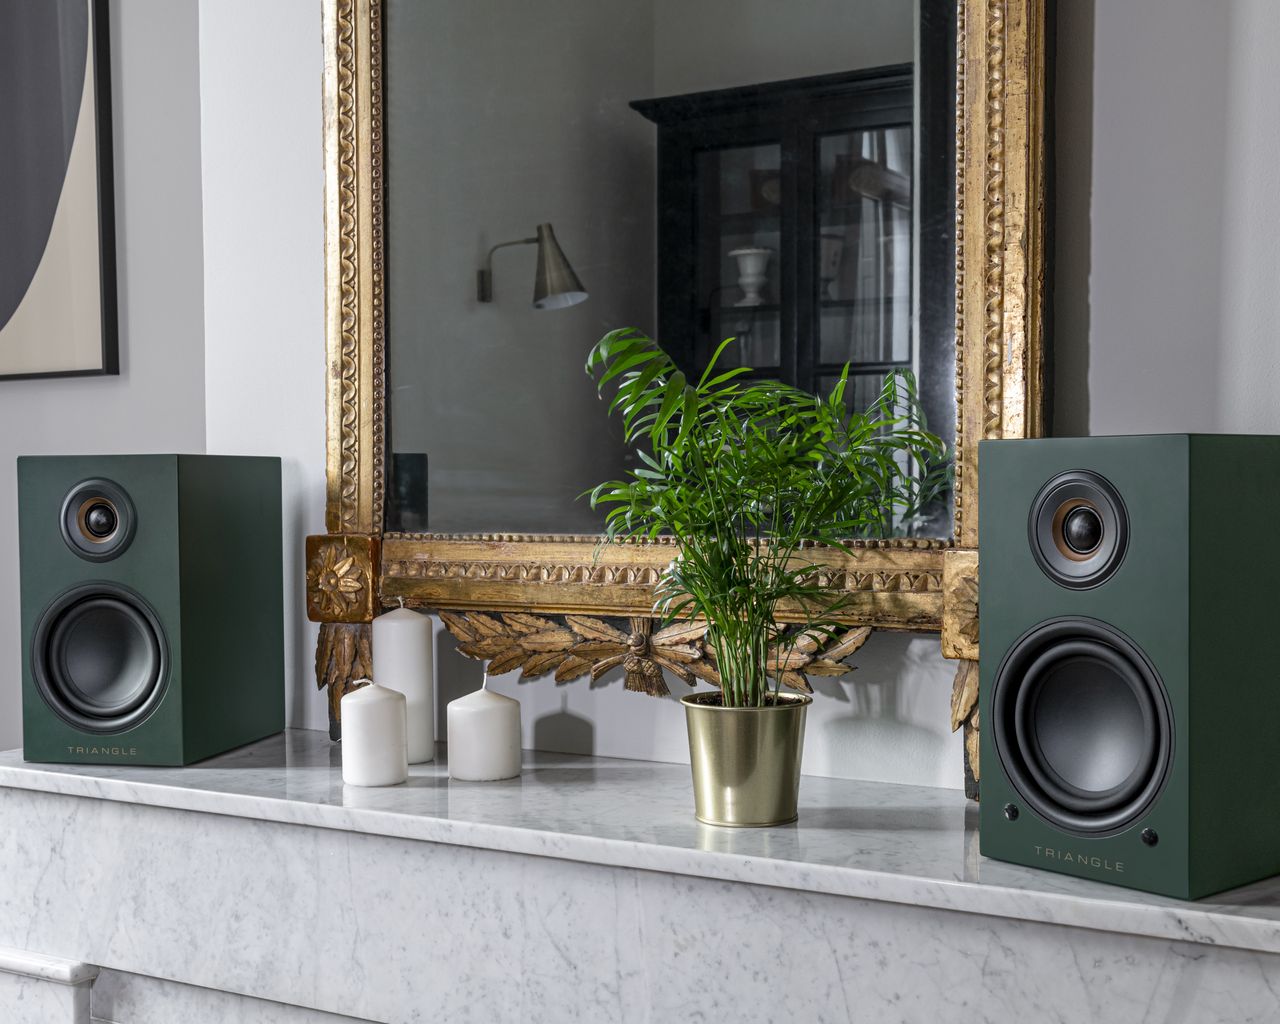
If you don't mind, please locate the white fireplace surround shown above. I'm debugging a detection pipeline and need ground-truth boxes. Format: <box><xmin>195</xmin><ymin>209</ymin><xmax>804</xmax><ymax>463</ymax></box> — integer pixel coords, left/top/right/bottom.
<box><xmin>2</xmin><ymin>731</ymin><xmax>1280</xmax><ymax>1022</ymax></box>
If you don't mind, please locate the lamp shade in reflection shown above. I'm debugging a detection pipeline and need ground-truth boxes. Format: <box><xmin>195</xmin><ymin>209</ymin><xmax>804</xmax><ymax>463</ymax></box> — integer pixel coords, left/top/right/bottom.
<box><xmin>532</xmin><ymin>223</ymin><xmax>588</xmax><ymax>310</ymax></box>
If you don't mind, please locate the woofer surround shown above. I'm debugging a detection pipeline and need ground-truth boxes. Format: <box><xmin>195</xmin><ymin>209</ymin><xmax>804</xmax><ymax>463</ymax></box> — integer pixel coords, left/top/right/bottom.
<box><xmin>1029</xmin><ymin>470</ymin><xmax>1127</xmax><ymax>589</ymax></box>
<box><xmin>32</xmin><ymin>583</ymin><xmax>169</xmax><ymax>734</ymax></box>
<box><xmin>992</xmin><ymin>617</ymin><xmax>1172</xmax><ymax>836</ymax></box>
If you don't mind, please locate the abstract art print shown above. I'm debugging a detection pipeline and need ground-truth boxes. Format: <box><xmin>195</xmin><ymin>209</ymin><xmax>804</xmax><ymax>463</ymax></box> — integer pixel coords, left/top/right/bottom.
<box><xmin>0</xmin><ymin>0</ymin><xmax>117</xmax><ymax>380</ymax></box>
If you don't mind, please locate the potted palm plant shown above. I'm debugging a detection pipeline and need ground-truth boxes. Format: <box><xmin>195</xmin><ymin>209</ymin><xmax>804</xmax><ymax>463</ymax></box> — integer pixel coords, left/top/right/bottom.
<box><xmin>586</xmin><ymin>329</ymin><xmax>946</xmax><ymax>826</ymax></box>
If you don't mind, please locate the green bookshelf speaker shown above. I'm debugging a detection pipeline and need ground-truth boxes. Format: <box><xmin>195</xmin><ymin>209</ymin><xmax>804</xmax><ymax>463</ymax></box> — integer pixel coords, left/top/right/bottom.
<box><xmin>979</xmin><ymin>435</ymin><xmax>1280</xmax><ymax>899</ymax></box>
<box><xmin>18</xmin><ymin>455</ymin><xmax>284</xmax><ymax>766</ymax></box>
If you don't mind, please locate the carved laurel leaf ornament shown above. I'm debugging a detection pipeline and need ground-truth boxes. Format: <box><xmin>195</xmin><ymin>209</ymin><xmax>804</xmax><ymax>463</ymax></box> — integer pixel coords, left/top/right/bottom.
<box><xmin>439</xmin><ymin>611</ymin><xmax>874</xmax><ymax>697</ymax></box>
<box><xmin>315</xmin><ymin>622</ymin><xmax>373</xmax><ymax>738</ymax></box>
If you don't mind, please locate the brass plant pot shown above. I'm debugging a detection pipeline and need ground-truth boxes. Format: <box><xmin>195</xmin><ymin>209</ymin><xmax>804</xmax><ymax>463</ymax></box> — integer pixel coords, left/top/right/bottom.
<box><xmin>681</xmin><ymin>691</ymin><xmax>812</xmax><ymax>827</ymax></box>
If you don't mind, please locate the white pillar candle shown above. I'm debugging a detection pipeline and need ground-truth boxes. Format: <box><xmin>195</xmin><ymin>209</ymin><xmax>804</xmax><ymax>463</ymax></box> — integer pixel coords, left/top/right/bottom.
<box><xmin>372</xmin><ymin>602</ymin><xmax>435</xmax><ymax>764</ymax></box>
<box><xmin>340</xmin><ymin>679</ymin><xmax>408</xmax><ymax>787</ymax></box>
<box><xmin>447</xmin><ymin>675</ymin><xmax>522</xmax><ymax>781</ymax></box>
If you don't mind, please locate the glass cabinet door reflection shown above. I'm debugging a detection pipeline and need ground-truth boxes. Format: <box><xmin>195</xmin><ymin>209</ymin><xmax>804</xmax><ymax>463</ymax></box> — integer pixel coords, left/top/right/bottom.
<box><xmin>699</xmin><ymin>143</ymin><xmax>783</xmax><ymax>373</ymax></box>
<box><xmin>817</xmin><ymin>126</ymin><xmax>913</xmax><ymax>398</ymax></box>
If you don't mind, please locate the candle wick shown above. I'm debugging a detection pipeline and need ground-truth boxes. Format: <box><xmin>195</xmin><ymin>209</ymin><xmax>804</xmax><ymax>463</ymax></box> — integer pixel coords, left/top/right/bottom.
<box><xmin>482</xmin><ymin>672</ymin><xmax>489</xmax><ymax>693</ymax></box>
<box><xmin>398</xmin><ymin>597</ymin><xmax>405</xmax><ymax>609</ymax></box>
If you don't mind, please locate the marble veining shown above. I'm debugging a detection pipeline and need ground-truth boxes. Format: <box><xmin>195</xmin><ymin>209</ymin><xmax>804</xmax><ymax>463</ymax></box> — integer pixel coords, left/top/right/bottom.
<box><xmin>0</xmin><ymin>969</ymin><xmax>90</xmax><ymax>1024</ymax></box>
<box><xmin>90</xmin><ymin>970</ymin><xmax>368</xmax><ymax>1023</ymax></box>
<box><xmin>3</xmin><ymin>777</ymin><xmax>1280</xmax><ymax>1021</ymax></box>
<box><xmin>4</xmin><ymin>730</ymin><xmax>1280</xmax><ymax>957</ymax></box>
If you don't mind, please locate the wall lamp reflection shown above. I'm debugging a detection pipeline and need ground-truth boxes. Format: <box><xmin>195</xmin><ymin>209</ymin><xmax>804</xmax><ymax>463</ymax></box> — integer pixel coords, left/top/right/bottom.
<box><xmin>476</xmin><ymin>222</ymin><xmax>588</xmax><ymax>310</ymax></box>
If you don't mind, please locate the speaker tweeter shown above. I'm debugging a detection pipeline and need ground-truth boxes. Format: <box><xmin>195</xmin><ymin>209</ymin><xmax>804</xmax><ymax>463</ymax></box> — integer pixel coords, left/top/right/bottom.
<box><xmin>1029</xmin><ymin>470</ymin><xmax>1127</xmax><ymax>589</ymax></box>
<box><xmin>60</xmin><ymin>478</ymin><xmax>136</xmax><ymax>562</ymax></box>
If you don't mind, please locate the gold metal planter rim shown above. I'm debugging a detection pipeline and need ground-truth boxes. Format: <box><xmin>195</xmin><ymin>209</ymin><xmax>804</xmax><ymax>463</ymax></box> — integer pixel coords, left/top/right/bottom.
<box><xmin>681</xmin><ymin>692</ymin><xmax>814</xmax><ymax>711</ymax></box>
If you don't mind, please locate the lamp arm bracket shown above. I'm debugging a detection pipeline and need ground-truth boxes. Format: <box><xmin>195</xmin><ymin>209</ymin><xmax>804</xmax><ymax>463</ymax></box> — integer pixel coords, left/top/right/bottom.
<box><xmin>477</xmin><ymin>237</ymin><xmax>539</xmax><ymax>302</ymax></box>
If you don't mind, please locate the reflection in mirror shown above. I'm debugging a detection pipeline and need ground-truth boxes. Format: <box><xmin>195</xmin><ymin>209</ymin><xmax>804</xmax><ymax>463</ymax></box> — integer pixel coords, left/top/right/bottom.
<box><xmin>385</xmin><ymin>0</ymin><xmax>956</xmax><ymax>536</ymax></box>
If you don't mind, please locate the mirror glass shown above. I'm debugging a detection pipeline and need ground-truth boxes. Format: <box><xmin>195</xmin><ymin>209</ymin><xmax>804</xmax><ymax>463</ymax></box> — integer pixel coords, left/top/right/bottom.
<box><xmin>384</xmin><ymin>0</ymin><xmax>956</xmax><ymax>536</ymax></box>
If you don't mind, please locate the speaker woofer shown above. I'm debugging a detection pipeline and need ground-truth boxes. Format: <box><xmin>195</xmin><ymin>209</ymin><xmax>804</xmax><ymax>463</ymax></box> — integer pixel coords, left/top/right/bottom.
<box><xmin>992</xmin><ymin>617</ymin><xmax>1171</xmax><ymax>836</ymax></box>
<box><xmin>1029</xmin><ymin>470</ymin><xmax>1127</xmax><ymax>589</ymax></box>
<box><xmin>60</xmin><ymin>478</ymin><xmax>136</xmax><ymax>562</ymax></box>
<box><xmin>32</xmin><ymin>583</ymin><xmax>169</xmax><ymax>734</ymax></box>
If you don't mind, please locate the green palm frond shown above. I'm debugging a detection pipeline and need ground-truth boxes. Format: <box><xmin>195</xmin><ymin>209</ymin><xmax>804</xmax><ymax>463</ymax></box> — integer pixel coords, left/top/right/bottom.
<box><xmin>585</xmin><ymin>329</ymin><xmax>946</xmax><ymax>707</ymax></box>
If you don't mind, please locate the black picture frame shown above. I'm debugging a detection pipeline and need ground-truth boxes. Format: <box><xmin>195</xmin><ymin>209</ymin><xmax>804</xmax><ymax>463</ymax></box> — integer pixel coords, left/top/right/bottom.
<box><xmin>0</xmin><ymin>0</ymin><xmax>118</xmax><ymax>382</ymax></box>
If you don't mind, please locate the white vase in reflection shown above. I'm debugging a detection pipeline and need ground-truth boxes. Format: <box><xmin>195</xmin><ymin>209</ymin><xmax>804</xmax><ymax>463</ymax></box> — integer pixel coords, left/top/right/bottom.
<box><xmin>729</xmin><ymin>247</ymin><xmax>773</xmax><ymax>307</ymax></box>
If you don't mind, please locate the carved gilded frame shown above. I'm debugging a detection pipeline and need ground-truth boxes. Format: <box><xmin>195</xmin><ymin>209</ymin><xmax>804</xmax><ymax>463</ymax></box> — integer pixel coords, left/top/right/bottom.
<box><xmin>309</xmin><ymin>0</ymin><xmax>1050</xmax><ymax>766</ymax></box>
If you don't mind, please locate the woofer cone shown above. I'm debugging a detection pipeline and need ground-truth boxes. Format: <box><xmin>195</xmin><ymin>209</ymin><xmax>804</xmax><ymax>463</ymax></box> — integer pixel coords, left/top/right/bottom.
<box><xmin>32</xmin><ymin>583</ymin><xmax>169</xmax><ymax>734</ymax></box>
<box><xmin>993</xmin><ymin>617</ymin><xmax>1171</xmax><ymax>836</ymax></box>
<box><xmin>1029</xmin><ymin>470</ymin><xmax>1127</xmax><ymax>589</ymax></box>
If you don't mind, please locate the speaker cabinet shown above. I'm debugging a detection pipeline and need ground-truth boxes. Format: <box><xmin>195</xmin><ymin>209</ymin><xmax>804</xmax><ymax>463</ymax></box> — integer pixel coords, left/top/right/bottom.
<box><xmin>979</xmin><ymin>435</ymin><xmax>1280</xmax><ymax>899</ymax></box>
<box><xmin>19</xmin><ymin>455</ymin><xmax>284</xmax><ymax>766</ymax></box>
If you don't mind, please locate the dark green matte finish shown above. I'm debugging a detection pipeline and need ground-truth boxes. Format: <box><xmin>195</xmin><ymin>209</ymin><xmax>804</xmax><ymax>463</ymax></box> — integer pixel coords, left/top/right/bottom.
<box><xmin>979</xmin><ymin>435</ymin><xmax>1280</xmax><ymax>899</ymax></box>
<box><xmin>17</xmin><ymin>455</ymin><xmax>284</xmax><ymax>766</ymax></box>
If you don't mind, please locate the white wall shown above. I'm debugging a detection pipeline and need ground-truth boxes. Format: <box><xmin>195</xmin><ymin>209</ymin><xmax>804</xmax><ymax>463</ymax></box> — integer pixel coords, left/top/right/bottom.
<box><xmin>197</xmin><ymin>0</ymin><xmax>326</xmax><ymax>732</ymax></box>
<box><xmin>1054</xmin><ymin>0</ymin><xmax>1280</xmax><ymax>438</ymax></box>
<box><xmin>1214</xmin><ymin>1</ymin><xmax>1280</xmax><ymax>432</ymax></box>
<box><xmin>0</xmin><ymin>0</ymin><xmax>208</xmax><ymax>751</ymax></box>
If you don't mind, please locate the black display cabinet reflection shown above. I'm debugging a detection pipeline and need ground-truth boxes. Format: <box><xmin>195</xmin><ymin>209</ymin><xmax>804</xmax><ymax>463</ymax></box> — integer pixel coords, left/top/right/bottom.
<box><xmin>632</xmin><ymin>67</ymin><xmax>919</xmax><ymax>412</ymax></box>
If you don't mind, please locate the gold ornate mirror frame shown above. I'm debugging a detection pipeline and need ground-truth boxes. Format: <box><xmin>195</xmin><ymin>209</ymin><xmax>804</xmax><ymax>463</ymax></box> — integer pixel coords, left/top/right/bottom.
<box><xmin>308</xmin><ymin>0</ymin><xmax>1050</xmax><ymax>782</ymax></box>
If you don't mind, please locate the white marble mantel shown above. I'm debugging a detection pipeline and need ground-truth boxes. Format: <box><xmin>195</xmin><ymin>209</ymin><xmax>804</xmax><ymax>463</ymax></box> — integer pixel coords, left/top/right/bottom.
<box><xmin>2</xmin><ymin>730</ymin><xmax>1280</xmax><ymax>1022</ymax></box>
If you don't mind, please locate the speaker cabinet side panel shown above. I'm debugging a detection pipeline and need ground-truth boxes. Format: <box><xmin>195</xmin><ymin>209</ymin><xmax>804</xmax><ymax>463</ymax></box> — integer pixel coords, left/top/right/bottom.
<box><xmin>176</xmin><ymin>456</ymin><xmax>285</xmax><ymax>765</ymax></box>
<box><xmin>1187</xmin><ymin>435</ymin><xmax>1280</xmax><ymax>897</ymax></box>
<box><xmin>18</xmin><ymin>456</ymin><xmax>186</xmax><ymax>765</ymax></box>
<box><xmin>979</xmin><ymin>437</ymin><xmax>1194</xmax><ymax>896</ymax></box>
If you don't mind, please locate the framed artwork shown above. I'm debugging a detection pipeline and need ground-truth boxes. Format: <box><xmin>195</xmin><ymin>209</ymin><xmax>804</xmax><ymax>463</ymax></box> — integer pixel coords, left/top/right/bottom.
<box><xmin>0</xmin><ymin>0</ymin><xmax>117</xmax><ymax>380</ymax></box>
